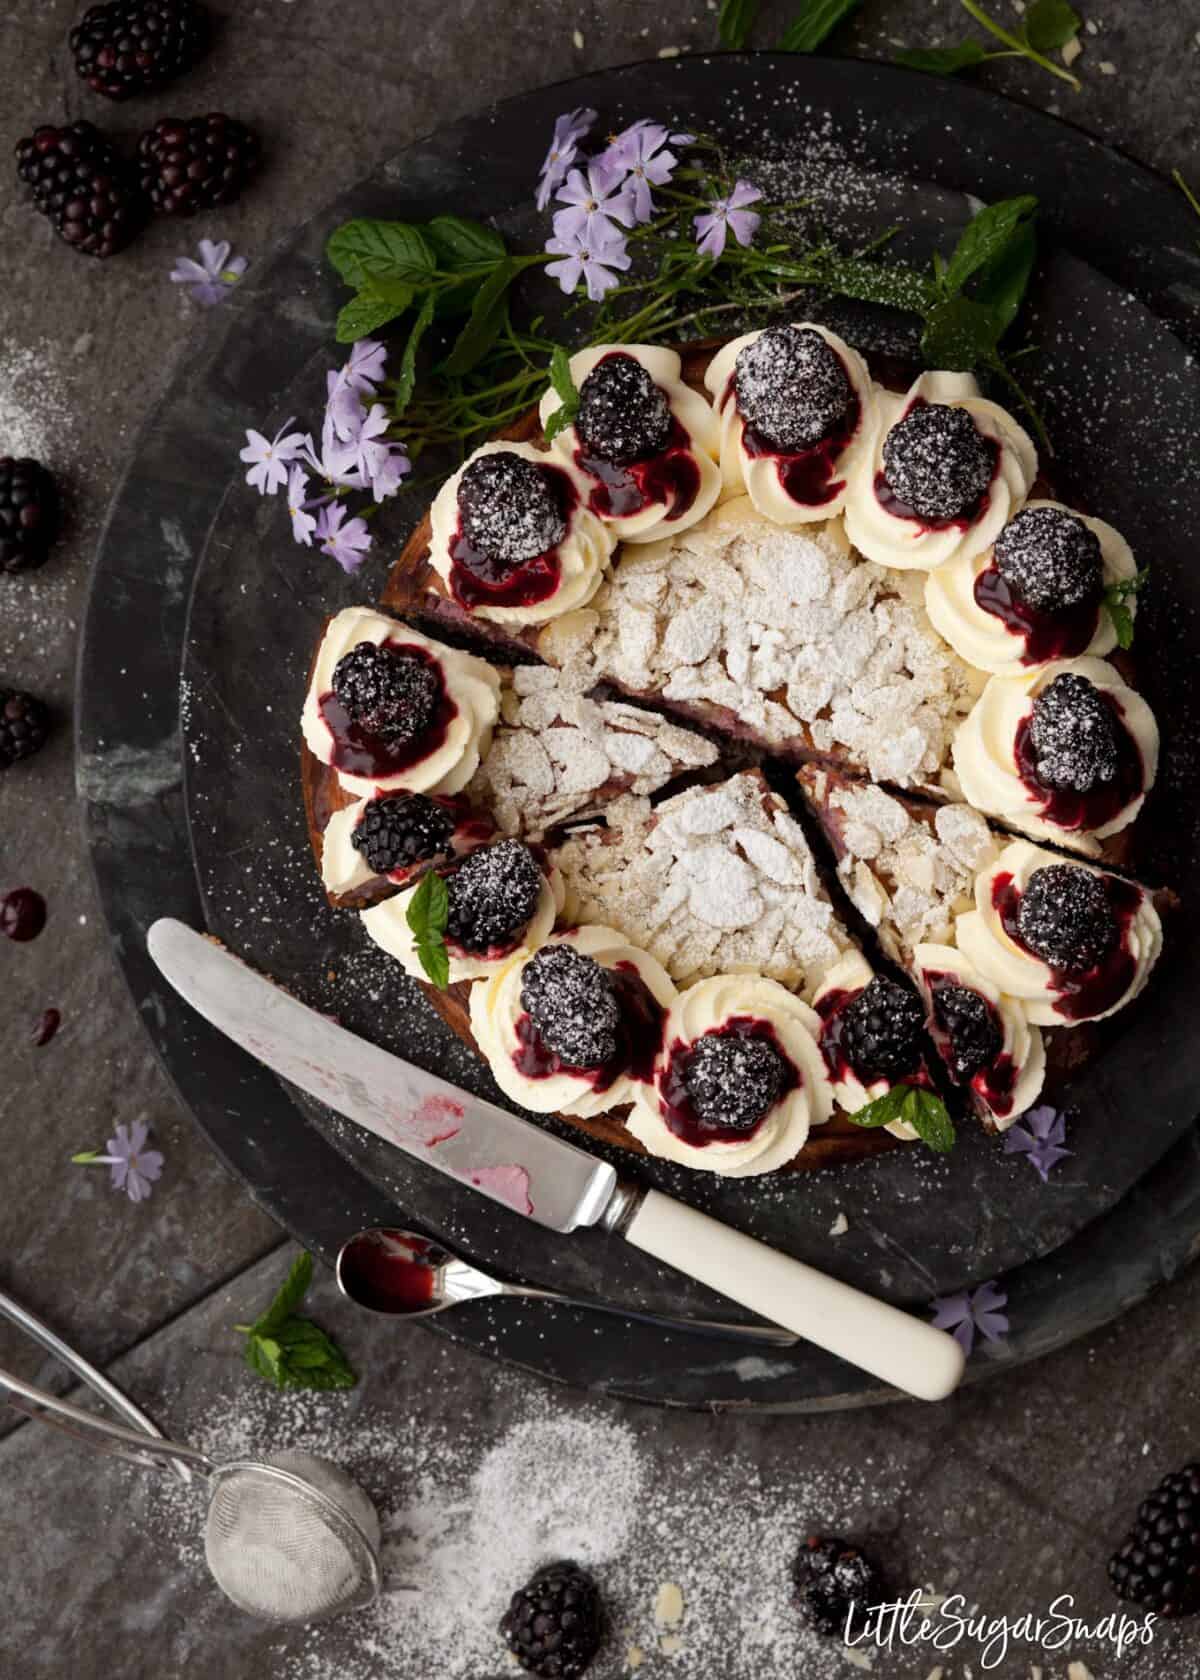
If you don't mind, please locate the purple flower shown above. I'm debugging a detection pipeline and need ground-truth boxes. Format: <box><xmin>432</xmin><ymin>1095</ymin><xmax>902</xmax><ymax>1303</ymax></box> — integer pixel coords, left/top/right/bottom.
<box><xmin>286</xmin><ymin>463</ymin><xmax>317</xmax><ymax>546</ymax></box>
<box><xmin>326</xmin><ymin>368</ymin><xmax>368</xmax><ymax>444</ymax></box>
<box><xmin>170</xmin><ymin>238</ymin><xmax>248</xmax><ymax>306</ymax></box>
<box><xmin>301</xmin><ymin>415</ymin><xmax>367</xmax><ymax>492</ymax></box>
<box><xmin>598</xmin><ymin>120</ymin><xmax>688</xmax><ymax>221</ymax></box>
<box><xmin>545</xmin><ymin>223</ymin><xmax>632</xmax><ymax>303</ymax></box>
<box><xmin>930</xmin><ymin>1281</ymin><xmax>1009</xmax><ymax>1357</ymax></box>
<box><xmin>553</xmin><ymin>161</ymin><xmax>637</xmax><ymax>241</ymax></box>
<box><xmin>1004</xmin><ymin>1105</ymin><xmax>1073</xmax><ymax>1183</ymax></box>
<box><xmin>240</xmin><ymin>419</ymin><xmax>307</xmax><ymax>496</ymax></box>
<box><xmin>316</xmin><ymin>502</ymin><xmax>372</xmax><ymax>574</ymax></box>
<box><xmin>340</xmin><ymin>338</ymin><xmax>388</xmax><ymax>392</ymax></box>
<box><xmin>536</xmin><ymin>107</ymin><xmax>597</xmax><ymax>211</ymax></box>
<box><xmin>693</xmin><ymin>178</ymin><xmax>763</xmax><ymax>260</ymax></box>
<box><xmin>73</xmin><ymin>1121</ymin><xmax>165</xmax><ymax>1204</ymax></box>
<box><xmin>349</xmin><ymin>403</ymin><xmax>411</xmax><ymax>502</ymax></box>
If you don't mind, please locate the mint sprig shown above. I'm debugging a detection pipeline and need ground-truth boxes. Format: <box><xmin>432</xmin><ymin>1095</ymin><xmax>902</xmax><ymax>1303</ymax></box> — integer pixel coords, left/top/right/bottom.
<box><xmin>779</xmin><ymin>0</ymin><xmax>862</xmax><ymax>52</ymax></box>
<box><xmin>896</xmin><ymin>0</ymin><xmax>1082</xmax><ymax>88</ymax></box>
<box><xmin>406</xmin><ymin>868</ymin><xmax>450</xmax><ymax>990</ymax></box>
<box><xmin>235</xmin><ymin>1252</ymin><xmax>357</xmax><ymax>1392</ymax></box>
<box><xmin>542</xmin><ymin>346</ymin><xmax>581</xmax><ymax>444</ymax></box>
<box><xmin>849</xmin><ymin>1086</ymin><xmax>957</xmax><ymax>1154</ymax></box>
<box><xmin>1103</xmin><ymin>568</ymin><xmax>1149</xmax><ymax>651</ymax></box>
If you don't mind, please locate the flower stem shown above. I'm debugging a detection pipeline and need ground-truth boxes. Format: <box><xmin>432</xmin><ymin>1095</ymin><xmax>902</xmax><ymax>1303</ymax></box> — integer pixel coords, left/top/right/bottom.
<box><xmin>959</xmin><ymin>0</ymin><xmax>1081</xmax><ymax>89</ymax></box>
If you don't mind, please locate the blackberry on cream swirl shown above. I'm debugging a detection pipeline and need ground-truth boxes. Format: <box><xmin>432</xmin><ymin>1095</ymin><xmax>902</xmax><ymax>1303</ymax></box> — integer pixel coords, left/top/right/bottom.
<box><xmin>301</xmin><ymin>606</ymin><xmax>501</xmax><ymax>800</ymax></box>
<box><xmin>913</xmin><ymin>943</ymin><xmax>1045</xmax><ymax>1128</ymax></box>
<box><xmin>429</xmin><ymin>440</ymin><xmax>615</xmax><ymax>626</ymax></box>
<box><xmin>925</xmin><ymin>500</ymin><xmax>1138</xmax><ymax>675</ymax></box>
<box><xmin>955</xmin><ymin>840</ymin><xmax>1162</xmax><ymax>1025</ymax></box>
<box><xmin>468</xmin><ymin>925</ymin><xmax>678</xmax><ymax>1120</ymax></box>
<box><xmin>813</xmin><ymin>952</ymin><xmax>930</xmax><ymax>1141</ymax></box>
<box><xmin>538</xmin><ymin>346</ymin><xmax>722</xmax><ymax>543</ymax></box>
<box><xmin>703</xmin><ymin>323</ymin><xmax>875</xmax><ymax>524</ymax></box>
<box><xmin>952</xmin><ymin>656</ymin><xmax>1158</xmax><ymax>851</ymax></box>
<box><xmin>320</xmin><ymin>791</ymin><xmax>493</xmax><ymax>898</ymax></box>
<box><xmin>626</xmin><ymin>974</ymin><xmax>833</xmax><ymax>1177</ymax></box>
<box><xmin>844</xmin><ymin>371</ymin><xmax>1037</xmax><ymax>571</ymax></box>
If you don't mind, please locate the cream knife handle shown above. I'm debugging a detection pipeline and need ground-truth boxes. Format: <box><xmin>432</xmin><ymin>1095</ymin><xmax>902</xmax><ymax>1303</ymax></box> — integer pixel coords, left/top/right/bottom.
<box><xmin>623</xmin><ymin>1189</ymin><xmax>965</xmax><ymax>1402</ymax></box>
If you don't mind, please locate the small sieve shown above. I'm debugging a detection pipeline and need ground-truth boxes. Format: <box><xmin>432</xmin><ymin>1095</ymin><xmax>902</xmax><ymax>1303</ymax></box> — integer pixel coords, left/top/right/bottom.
<box><xmin>0</xmin><ymin>1287</ymin><xmax>381</xmax><ymax>1623</ymax></box>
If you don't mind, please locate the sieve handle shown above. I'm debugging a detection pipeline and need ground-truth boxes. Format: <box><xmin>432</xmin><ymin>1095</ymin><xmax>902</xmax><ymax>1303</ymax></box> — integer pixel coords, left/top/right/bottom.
<box><xmin>0</xmin><ymin>1365</ymin><xmax>212</xmax><ymax>1477</ymax></box>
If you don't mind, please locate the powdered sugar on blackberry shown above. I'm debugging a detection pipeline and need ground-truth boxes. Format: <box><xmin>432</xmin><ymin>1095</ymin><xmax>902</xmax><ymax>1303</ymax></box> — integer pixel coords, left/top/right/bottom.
<box><xmin>994</xmin><ymin>506</ymin><xmax>1103</xmax><ymax>611</ymax></box>
<box><xmin>881</xmin><ymin>403</ymin><xmax>995</xmax><ymax>523</ymax></box>
<box><xmin>445</xmin><ymin>837</ymin><xmax>542</xmax><ymax>951</ymax></box>
<box><xmin>458</xmin><ymin>451</ymin><xmax>567</xmax><ymax>563</ymax></box>
<box><xmin>735</xmin><ymin>325</ymin><xmax>854</xmax><ymax>452</ymax></box>
<box><xmin>577</xmin><ymin>353</ymin><xmax>672</xmax><ymax>463</ymax></box>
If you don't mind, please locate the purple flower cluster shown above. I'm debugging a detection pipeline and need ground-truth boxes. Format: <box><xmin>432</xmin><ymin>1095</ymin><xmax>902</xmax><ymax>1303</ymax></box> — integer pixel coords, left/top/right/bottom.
<box><xmin>1004</xmin><ymin>1104</ymin><xmax>1072</xmax><ymax>1182</ymax></box>
<box><xmin>929</xmin><ymin>1280</ymin><xmax>1010</xmax><ymax>1357</ymax></box>
<box><xmin>536</xmin><ymin>110</ymin><xmax>762</xmax><ymax>299</ymax></box>
<box><xmin>239</xmin><ymin>340</ymin><xmax>409</xmax><ymax>572</ymax></box>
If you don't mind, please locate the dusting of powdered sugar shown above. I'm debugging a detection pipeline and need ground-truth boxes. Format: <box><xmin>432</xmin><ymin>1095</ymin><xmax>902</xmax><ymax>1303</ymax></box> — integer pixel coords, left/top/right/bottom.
<box><xmin>0</xmin><ymin>339</ymin><xmax>79</xmax><ymax>465</ymax></box>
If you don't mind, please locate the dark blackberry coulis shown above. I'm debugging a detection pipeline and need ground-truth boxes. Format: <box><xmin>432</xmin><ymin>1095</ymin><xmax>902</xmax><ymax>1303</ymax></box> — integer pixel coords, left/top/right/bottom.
<box><xmin>575</xmin><ymin>353</ymin><xmax>672</xmax><ymax>465</ymax></box>
<box><xmin>1015</xmin><ymin>863</ymin><xmax>1117</xmax><ymax>973</ymax></box>
<box><xmin>1027</xmin><ymin>672</ymin><xmax>1121</xmax><ymax>792</ymax></box>
<box><xmin>332</xmin><ymin>642</ymin><xmax>440</xmax><ymax>744</ymax></box>
<box><xmin>734</xmin><ymin>325</ymin><xmax>853</xmax><ymax>453</ymax></box>
<box><xmin>931</xmin><ymin>981</ymin><xmax>1003</xmax><ymax>1082</ymax></box>
<box><xmin>839</xmin><ymin>975</ymin><xmax>925</xmax><ymax>1082</ymax></box>
<box><xmin>880</xmin><ymin>401</ymin><xmax>994</xmax><ymax>524</ymax></box>
<box><xmin>994</xmin><ymin>505</ymin><xmax>1103</xmax><ymax>612</ymax></box>
<box><xmin>682</xmin><ymin>1030</ymin><xmax>786</xmax><ymax>1132</ymax></box>
<box><xmin>520</xmin><ymin>944</ymin><xmax>622</xmax><ymax>1069</ymax></box>
<box><xmin>457</xmin><ymin>453</ymin><xmax>568</xmax><ymax>567</ymax></box>
<box><xmin>445</xmin><ymin>839</ymin><xmax>541</xmax><ymax>955</ymax></box>
<box><xmin>351</xmin><ymin>793</ymin><xmax>454</xmax><ymax>877</ymax></box>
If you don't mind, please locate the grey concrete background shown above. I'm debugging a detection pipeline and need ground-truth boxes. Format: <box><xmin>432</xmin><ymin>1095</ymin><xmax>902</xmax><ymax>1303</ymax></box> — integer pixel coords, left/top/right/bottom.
<box><xmin>0</xmin><ymin>0</ymin><xmax>1198</xmax><ymax>1675</ymax></box>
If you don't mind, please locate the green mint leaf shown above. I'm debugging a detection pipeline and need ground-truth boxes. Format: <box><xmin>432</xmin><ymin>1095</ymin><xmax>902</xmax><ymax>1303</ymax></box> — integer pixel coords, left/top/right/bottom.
<box><xmin>543</xmin><ymin>345</ymin><xmax>581</xmax><ymax>442</ymax></box>
<box><xmin>959</xmin><ymin>0</ymin><xmax>1080</xmax><ymax>87</ymax></box>
<box><xmin>941</xmin><ymin>196</ymin><xmax>1038</xmax><ymax>299</ymax></box>
<box><xmin>719</xmin><ymin>0</ymin><xmax>759</xmax><ymax>48</ymax></box>
<box><xmin>920</xmin><ymin>295</ymin><xmax>1002</xmax><ymax>371</ymax></box>
<box><xmin>326</xmin><ymin>219</ymin><xmax>436</xmax><ymax>289</ymax></box>
<box><xmin>1103</xmin><ymin>568</ymin><xmax>1149</xmax><ymax>649</ymax></box>
<box><xmin>1021</xmin><ymin>0</ymin><xmax>1080</xmax><ymax>53</ymax></box>
<box><xmin>335</xmin><ymin>290</ymin><xmax>407</xmax><ymax>344</ymax></box>
<box><xmin>244</xmin><ymin>1333</ymin><xmax>284</xmax><ymax>1386</ymax></box>
<box><xmin>894</xmin><ymin>40</ymin><xmax>989</xmax><ymax>74</ymax></box>
<box><xmin>969</xmin><ymin>219</ymin><xmax>1037</xmax><ymax>340</ymax></box>
<box><xmin>394</xmin><ymin>292</ymin><xmax>437</xmax><ymax>415</ymax></box>
<box><xmin>440</xmin><ymin>257</ymin><xmax>521</xmax><ymax>378</ymax></box>
<box><xmin>779</xmin><ymin>0</ymin><xmax>862</xmax><ymax>52</ymax></box>
<box><xmin>903</xmin><ymin>1089</ymin><xmax>957</xmax><ymax>1154</ymax></box>
<box><xmin>271</xmin><ymin>1318</ymin><xmax>358</xmax><ymax>1391</ymax></box>
<box><xmin>252</xmin><ymin>1251</ymin><xmax>314</xmax><ymax>1336</ymax></box>
<box><xmin>424</xmin><ymin>215</ymin><xmax>507</xmax><ymax>270</ymax></box>
<box><xmin>406</xmin><ymin>869</ymin><xmax>450</xmax><ymax>990</ymax></box>
<box><xmin>847</xmin><ymin>1086</ymin><xmax>912</xmax><ymax>1129</ymax></box>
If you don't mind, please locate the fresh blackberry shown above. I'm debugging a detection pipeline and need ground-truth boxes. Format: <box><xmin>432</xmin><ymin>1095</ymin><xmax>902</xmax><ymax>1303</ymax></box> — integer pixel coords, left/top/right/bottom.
<box><xmin>14</xmin><ymin>122</ymin><xmax>144</xmax><ymax>258</ymax></box>
<box><xmin>500</xmin><ymin>1560</ymin><xmax>604</xmax><ymax>1679</ymax></box>
<box><xmin>840</xmin><ymin>976</ymin><xmax>925</xmax><ymax>1082</ymax></box>
<box><xmin>1017</xmin><ymin>863</ymin><xmax>1117</xmax><ymax>973</ymax></box>
<box><xmin>734</xmin><ymin>325</ymin><xmax>853</xmax><ymax>453</ymax></box>
<box><xmin>0</xmin><ymin>690</ymin><xmax>50</xmax><ymax>769</ymax></box>
<box><xmin>575</xmin><ymin>353</ymin><xmax>672</xmax><ymax>465</ymax></box>
<box><xmin>445</xmin><ymin>839</ymin><xmax>541</xmax><ymax>954</ymax></box>
<box><xmin>138</xmin><ymin>113</ymin><xmax>261</xmax><ymax>215</ymax></box>
<box><xmin>458</xmin><ymin>452</ymin><xmax>567</xmax><ymax>567</ymax></box>
<box><xmin>1109</xmin><ymin>1463</ymin><xmax>1200</xmax><ymax>1617</ymax></box>
<box><xmin>1028</xmin><ymin>672</ymin><xmax>1120</xmax><ymax>793</ymax></box>
<box><xmin>520</xmin><ymin>945</ymin><xmax>621</xmax><ymax>1069</ymax></box>
<box><xmin>351</xmin><ymin>793</ymin><xmax>454</xmax><ymax>877</ymax></box>
<box><xmin>683</xmin><ymin>1030</ymin><xmax>785</xmax><ymax>1132</ymax></box>
<box><xmin>995</xmin><ymin>506</ymin><xmax>1103</xmax><ymax>612</ymax></box>
<box><xmin>0</xmin><ymin>459</ymin><xmax>60</xmax><ymax>574</ymax></box>
<box><xmin>70</xmin><ymin>0</ymin><xmax>209</xmax><ymax>99</ymax></box>
<box><xmin>931</xmin><ymin>983</ymin><xmax>1003</xmax><ymax>1082</ymax></box>
<box><xmin>332</xmin><ymin>642</ymin><xmax>440</xmax><ymax>744</ymax></box>
<box><xmin>0</xmin><ymin>888</ymin><xmax>47</xmax><ymax>943</ymax></box>
<box><xmin>793</xmin><ymin>1536</ymin><xmax>883</xmax><ymax>1639</ymax></box>
<box><xmin>881</xmin><ymin>402</ymin><xmax>993</xmax><ymax>523</ymax></box>
<box><xmin>792</xmin><ymin>1534</ymin><xmax>845</xmax><ymax>1584</ymax></box>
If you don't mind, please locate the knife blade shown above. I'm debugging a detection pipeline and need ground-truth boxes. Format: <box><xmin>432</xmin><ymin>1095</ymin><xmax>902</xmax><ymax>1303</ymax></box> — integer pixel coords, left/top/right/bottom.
<box><xmin>147</xmin><ymin>918</ymin><xmax>965</xmax><ymax>1402</ymax></box>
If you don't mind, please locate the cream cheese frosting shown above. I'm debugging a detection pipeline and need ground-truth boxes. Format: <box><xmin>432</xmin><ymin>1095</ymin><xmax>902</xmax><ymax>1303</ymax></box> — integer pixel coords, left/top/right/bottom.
<box><xmin>538</xmin><ymin>345</ymin><xmax>722</xmax><ymax>543</ymax></box>
<box><xmin>952</xmin><ymin>655</ymin><xmax>1158</xmax><ymax>850</ymax></box>
<box><xmin>955</xmin><ymin>839</ymin><xmax>1162</xmax><ymax>1025</ymax></box>
<box><xmin>702</xmin><ymin>324</ymin><xmax>876</xmax><ymax>525</ymax></box>
<box><xmin>320</xmin><ymin>795</ymin><xmax>491</xmax><ymax>898</ymax></box>
<box><xmin>812</xmin><ymin>951</ymin><xmax>921</xmax><ymax>1141</ymax></box>
<box><xmin>427</xmin><ymin>440</ymin><xmax>615</xmax><ymax>627</ymax></box>
<box><xmin>843</xmin><ymin>371</ymin><xmax>1037</xmax><ymax>572</ymax></box>
<box><xmin>468</xmin><ymin>925</ymin><xmax>678</xmax><ymax>1120</ymax></box>
<box><xmin>360</xmin><ymin>858</ymin><xmax>564</xmax><ymax>984</ymax></box>
<box><xmin>300</xmin><ymin>606</ymin><xmax>501</xmax><ymax>800</ymax></box>
<box><xmin>913</xmin><ymin>941</ymin><xmax>1045</xmax><ymax>1128</ymax></box>
<box><xmin>626</xmin><ymin>973</ymin><xmax>833</xmax><ymax>1177</ymax></box>
<box><xmin>924</xmin><ymin>500</ymin><xmax>1138</xmax><ymax>675</ymax></box>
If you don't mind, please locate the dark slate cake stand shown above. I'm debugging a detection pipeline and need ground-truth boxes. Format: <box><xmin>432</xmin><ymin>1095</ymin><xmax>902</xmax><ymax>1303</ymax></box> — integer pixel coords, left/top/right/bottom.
<box><xmin>79</xmin><ymin>54</ymin><xmax>1200</xmax><ymax>1411</ymax></box>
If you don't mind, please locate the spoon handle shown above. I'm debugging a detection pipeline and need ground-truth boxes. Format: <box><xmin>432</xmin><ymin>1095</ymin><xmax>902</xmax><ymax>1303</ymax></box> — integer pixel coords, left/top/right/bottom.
<box><xmin>501</xmin><ymin>1283</ymin><xmax>798</xmax><ymax>1346</ymax></box>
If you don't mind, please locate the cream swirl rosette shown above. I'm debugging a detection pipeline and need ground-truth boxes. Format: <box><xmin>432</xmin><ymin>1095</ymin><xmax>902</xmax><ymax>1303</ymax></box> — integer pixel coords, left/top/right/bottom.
<box><xmin>955</xmin><ymin>840</ymin><xmax>1162</xmax><ymax>1026</ymax></box>
<box><xmin>844</xmin><ymin>371</ymin><xmax>1037</xmax><ymax>571</ymax></box>
<box><xmin>469</xmin><ymin>925</ymin><xmax>678</xmax><ymax>1120</ymax></box>
<box><xmin>428</xmin><ymin>440</ymin><xmax>614</xmax><ymax>627</ymax></box>
<box><xmin>702</xmin><ymin>323</ymin><xmax>875</xmax><ymax>525</ymax></box>
<box><xmin>925</xmin><ymin>500</ymin><xmax>1138</xmax><ymax>675</ymax></box>
<box><xmin>626</xmin><ymin>974</ymin><xmax>833</xmax><ymax>1177</ymax></box>
<box><xmin>320</xmin><ymin>794</ymin><xmax>490</xmax><ymax>897</ymax></box>
<box><xmin>537</xmin><ymin>346</ymin><xmax>722</xmax><ymax>543</ymax></box>
<box><xmin>913</xmin><ymin>942</ymin><xmax>1045</xmax><ymax>1128</ymax></box>
<box><xmin>360</xmin><ymin>855</ymin><xmax>564</xmax><ymax>984</ymax></box>
<box><xmin>300</xmin><ymin>606</ymin><xmax>501</xmax><ymax>800</ymax></box>
<box><xmin>952</xmin><ymin>656</ymin><xmax>1158</xmax><ymax>851</ymax></box>
<box><xmin>813</xmin><ymin>951</ymin><xmax>923</xmax><ymax>1142</ymax></box>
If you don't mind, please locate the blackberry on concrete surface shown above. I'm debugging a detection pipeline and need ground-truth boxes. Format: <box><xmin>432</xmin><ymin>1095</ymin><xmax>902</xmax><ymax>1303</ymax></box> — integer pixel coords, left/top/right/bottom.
<box><xmin>1109</xmin><ymin>1462</ymin><xmax>1200</xmax><ymax>1617</ymax></box>
<box><xmin>793</xmin><ymin>1536</ymin><xmax>884</xmax><ymax>1640</ymax></box>
<box><xmin>0</xmin><ymin>691</ymin><xmax>51</xmax><ymax>769</ymax></box>
<box><xmin>500</xmin><ymin>1561</ymin><xmax>604</xmax><ymax>1679</ymax></box>
<box><xmin>138</xmin><ymin>113</ymin><xmax>261</xmax><ymax>215</ymax></box>
<box><xmin>0</xmin><ymin>459</ymin><xmax>60</xmax><ymax>575</ymax></box>
<box><xmin>70</xmin><ymin>0</ymin><xmax>210</xmax><ymax>100</ymax></box>
<box><xmin>14</xmin><ymin>122</ymin><xmax>144</xmax><ymax>258</ymax></box>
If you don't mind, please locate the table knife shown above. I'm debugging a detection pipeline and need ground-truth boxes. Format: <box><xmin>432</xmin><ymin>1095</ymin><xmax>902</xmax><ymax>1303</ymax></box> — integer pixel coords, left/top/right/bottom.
<box><xmin>147</xmin><ymin>919</ymin><xmax>964</xmax><ymax>1402</ymax></box>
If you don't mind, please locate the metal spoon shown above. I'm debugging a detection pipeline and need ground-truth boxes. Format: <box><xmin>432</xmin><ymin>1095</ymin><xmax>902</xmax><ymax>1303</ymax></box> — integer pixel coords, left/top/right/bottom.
<box><xmin>335</xmin><ymin>1227</ymin><xmax>800</xmax><ymax>1346</ymax></box>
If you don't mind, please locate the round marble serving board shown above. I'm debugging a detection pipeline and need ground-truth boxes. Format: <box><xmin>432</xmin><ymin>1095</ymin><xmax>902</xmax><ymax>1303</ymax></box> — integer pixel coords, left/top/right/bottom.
<box><xmin>80</xmin><ymin>53</ymin><xmax>1200</xmax><ymax>1410</ymax></box>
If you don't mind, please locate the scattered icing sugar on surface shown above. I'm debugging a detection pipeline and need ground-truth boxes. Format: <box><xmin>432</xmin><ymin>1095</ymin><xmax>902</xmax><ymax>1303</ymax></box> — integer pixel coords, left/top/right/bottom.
<box><xmin>0</xmin><ymin>339</ymin><xmax>77</xmax><ymax>465</ymax></box>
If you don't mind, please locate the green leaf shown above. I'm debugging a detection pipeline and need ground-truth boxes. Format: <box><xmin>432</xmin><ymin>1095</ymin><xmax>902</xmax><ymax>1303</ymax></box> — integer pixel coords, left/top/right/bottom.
<box><xmin>970</xmin><ymin>219</ymin><xmax>1037</xmax><ymax>339</ymax></box>
<box><xmin>439</xmin><ymin>257</ymin><xmax>521</xmax><ymax>378</ymax></box>
<box><xmin>425</xmin><ymin>215</ymin><xmax>507</xmax><ymax>270</ymax></box>
<box><xmin>847</xmin><ymin>1086</ymin><xmax>912</xmax><ymax>1129</ymax></box>
<box><xmin>271</xmin><ymin>1319</ymin><xmax>358</xmax><ymax>1390</ymax></box>
<box><xmin>335</xmin><ymin>290</ymin><xmax>407</xmax><ymax>344</ymax></box>
<box><xmin>543</xmin><ymin>345</ymin><xmax>581</xmax><ymax>443</ymax></box>
<box><xmin>719</xmin><ymin>0</ymin><xmax>759</xmax><ymax>48</ymax></box>
<box><xmin>394</xmin><ymin>292</ymin><xmax>437</xmax><ymax>415</ymax></box>
<box><xmin>894</xmin><ymin>39</ymin><xmax>989</xmax><ymax>74</ymax></box>
<box><xmin>253</xmin><ymin>1251</ymin><xmax>314</xmax><ymax>1336</ymax></box>
<box><xmin>406</xmin><ymin>869</ymin><xmax>450</xmax><ymax>990</ymax></box>
<box><xmin>71</xmin><ymin>1149</ymin><xmax>103</xmax><ymax>1164</ymax></box>
<box><xmin>1103</xmin><ymin>568</ymin><xmax>1149</xmax><ymax>650</ymax></box>
<box><xmin>362</xmin><ymin>275</ymin><xmax>415</xmax><ymax>310</ymax></box>
<box><xmin>779</xmin><ymin>0</ymin><xmax>862</xmax><ymax>52</ymax></box>
<box><xmin>920</xmin><ymin>294</ymin><xmax>1003</xmax><ymax>370</ymax></box>
<box><xmin>244</xmin><ymin>1333</ymin><xmax>283</xmax><ymax>1385</ymax></box>
<box><xmin>901</xmin><ymin>1089</ymin><xmax>957</xmax><ymax>1154</ymax></box>
<box><xmin>941</xmin><ymin>195</ymin><xmax>1038</xmax><ymax>299</ymax></box>
<box><xmin>1021</xmin><ymin>0</ymin><xmax>1080</xmax><ymax>53</ymax></box>
<box><xmin>326</xmin><ymin>219</ymin><xmax>436</xmax><ymax>289</ymax></box>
